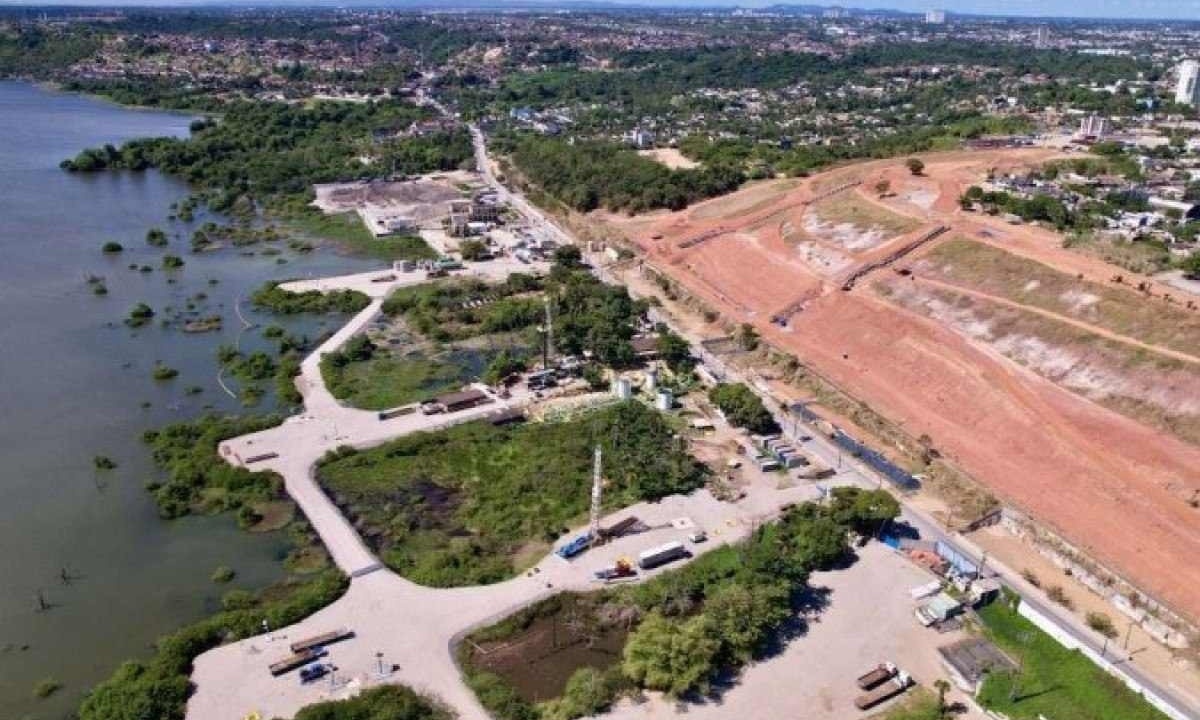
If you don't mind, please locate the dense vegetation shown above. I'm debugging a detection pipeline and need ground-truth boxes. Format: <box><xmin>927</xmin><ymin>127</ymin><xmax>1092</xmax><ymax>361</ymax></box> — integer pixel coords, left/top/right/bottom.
<box><xmin>461</xmin><ymin>488</ymin><xmax>900</xmax><ymax>720</ymax></box>
<box><xmin>79</xmin><ymin>571</ymin><xmax>347</xmax><ymax>720</ymax></box>
<box><xmin>61</xmin><ymin>100</ymin><xmax>473</xmax><ymax>213</ymax></box>
<box><xmin>251</xmin><ymin>281</ymin><xmax>370</xmax><ymax>315</ymax></box>
<box><xmin>977</xmin><ymin>595</ymin><xmax>1166</xmax><ymax>720</ymax></box>
<box><xmin>505</xmin><ymin>136</ymin><xmax>744</xmax><ymax>213</ymax></box>
<box><xmin>384</xmin><ymin>250</ymin><xmax>647</xmax><ymax>367</ymax></box>
<box><xmin>708</xmin><ymin>383</ymin><xmax>777</xmax><ymax>434</ymax></box>
<box><xmin>143</xmin><ymin>414</ymin><xmax>285</xmax><ymax>520</ymax></box>
<box><xmin>316</xmin><ymin>401</ymin><xmax>705</xmax><ymax>586</ymax></box>
<box><xmin>288</xmin><ymin>684</ymin><xmax>451</xmax><ymax>720</ymax></box>
<box><xmin>0</xmin><ymin>26</ymin><xmax>101</xmax><ymax>76</ymax></box>
<box><xmin>382</xmin><ymin>273</ymin><xmax>546</xmax><ymax>342</ymax></box>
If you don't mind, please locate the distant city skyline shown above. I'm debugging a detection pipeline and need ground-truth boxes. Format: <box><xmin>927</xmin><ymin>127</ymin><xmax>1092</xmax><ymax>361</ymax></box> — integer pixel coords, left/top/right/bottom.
<box><xmin>0</xmin><ymin>0</ymin><xmax>1197</xmax><ymax>21</ymax></box>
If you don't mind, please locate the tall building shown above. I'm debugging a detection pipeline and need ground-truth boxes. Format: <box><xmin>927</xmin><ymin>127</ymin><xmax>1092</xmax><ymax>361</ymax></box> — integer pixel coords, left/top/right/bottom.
<box><xmin>925</xmin><ymin>9</ymin><xmax>946</xmax><ymax>24</ymax></box>
<box><xmin>1176</xmin><ymin>60</ymin><xmax>1200</xmax><ymax>107</ymax></box>
<box><xmin>1035</xmin><ymin>25</ymin><xmax>1051</xmax><ymax>48</ymax></box>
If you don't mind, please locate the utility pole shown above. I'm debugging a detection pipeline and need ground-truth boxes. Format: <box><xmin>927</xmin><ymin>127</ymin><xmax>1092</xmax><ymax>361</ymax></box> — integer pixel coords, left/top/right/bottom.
<box><xmin>589</xmin><ymin>446</ymin><xmax>603</xmax><ymax>542</ymax></box>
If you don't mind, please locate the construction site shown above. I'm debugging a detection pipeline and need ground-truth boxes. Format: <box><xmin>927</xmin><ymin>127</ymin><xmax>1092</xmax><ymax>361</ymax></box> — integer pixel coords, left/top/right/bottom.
<box><xmin>597</xmin><ymin>147</ymin><xmax>1200</xmax><ymax>649</ymax></box>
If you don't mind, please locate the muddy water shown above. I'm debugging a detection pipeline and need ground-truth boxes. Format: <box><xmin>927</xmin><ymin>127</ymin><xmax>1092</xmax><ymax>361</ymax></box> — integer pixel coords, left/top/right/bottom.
<box><xmin>0</xmin><ymin>80</ymin><xmax>378</xmax><ymax>718</ymax></box>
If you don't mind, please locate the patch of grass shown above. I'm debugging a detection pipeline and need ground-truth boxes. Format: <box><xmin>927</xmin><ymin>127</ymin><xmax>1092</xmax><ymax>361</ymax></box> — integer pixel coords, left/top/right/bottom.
<box><xmin>323</xmin><ymin>353</ymin><xmax>473</xmax><ymax>410</ymax></box>
<box><xmin>316</xmin><ymin>401</ymin><xmax>705</xmax><ymax>587</ymax></box>
<box><xmin>977</xmin><ymin>598</ymin><xmax>1167</xmax><ymax>720</ymax></box>
<box><xmin>868</xmin><ymin>687</ymin><xmax>941</xmax><ymax>720</ymax></box>
<box><xmin>272</xmin><ymin>198</ymin><xmax>437</xmax><ymax>261</ymax></box>
<box><xmin>210</xmin><ymin>566</ymin><xmax>236</xmax><ymax>583</ymax></box>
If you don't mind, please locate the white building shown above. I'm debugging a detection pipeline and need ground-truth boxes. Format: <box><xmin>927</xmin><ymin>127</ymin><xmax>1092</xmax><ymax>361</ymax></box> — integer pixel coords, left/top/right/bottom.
<box><xmin>1176</xmin><ymin>60</ymin><xmax>1200</xmax><ymax>107</ymax></box>
<box><xmin>1035</xmin><ymin>26</ymin><xmax>1051</xmax><ymax>48</ymax></box>
<box><xmin>925</xmin><ymin>9</ymin><xmax>946</xmax><ymax>24</ymax></box>
<box><xmin>1078</xmin><ymin>115</ymin><xmax>1110</xmax><ymax>139</ymax></box>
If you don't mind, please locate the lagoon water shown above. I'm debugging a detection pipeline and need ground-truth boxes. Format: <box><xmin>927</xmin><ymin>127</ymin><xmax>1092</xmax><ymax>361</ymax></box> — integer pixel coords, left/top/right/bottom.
<box><xmin>0</xmin><ymin>81</ymin><xmax>376</xmax><ymax>718</ymax></box>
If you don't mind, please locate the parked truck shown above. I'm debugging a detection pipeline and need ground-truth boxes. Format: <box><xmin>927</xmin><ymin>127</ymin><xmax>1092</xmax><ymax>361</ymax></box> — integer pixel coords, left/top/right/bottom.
<box><xmin>854</xmin><ymin>671</ymin><xmax>912</xmax><ymax>710</ymax></box>
<box><xmin>556</xmin><ymin>533</ymin><xmax>592</xmax><ymax>560</ymax></box>
<box><xmin>637</xmin><ymin>541</ymin><xmax>688</xmax><ymax>570</ymax></box>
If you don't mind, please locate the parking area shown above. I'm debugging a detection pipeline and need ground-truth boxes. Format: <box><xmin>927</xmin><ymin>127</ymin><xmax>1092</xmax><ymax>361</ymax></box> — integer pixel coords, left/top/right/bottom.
<box><xmin>603</xmin><ymin>542</ymin><xmax>986</xmax><ymax>720</ymax></box>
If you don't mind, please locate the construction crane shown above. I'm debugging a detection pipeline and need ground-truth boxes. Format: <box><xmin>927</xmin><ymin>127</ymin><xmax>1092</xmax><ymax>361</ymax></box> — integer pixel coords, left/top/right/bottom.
<box><xmin>590</xmin><ymin>445</ymin><xmax>603</xmax><ymax>543</ymax></box>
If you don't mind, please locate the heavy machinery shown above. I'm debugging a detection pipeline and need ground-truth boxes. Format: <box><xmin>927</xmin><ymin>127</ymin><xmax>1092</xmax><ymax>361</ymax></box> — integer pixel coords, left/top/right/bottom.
<box><xmin>594</xmin><ymin>558</ymin><xmax>637</xmax><ymax>581</ymax></box>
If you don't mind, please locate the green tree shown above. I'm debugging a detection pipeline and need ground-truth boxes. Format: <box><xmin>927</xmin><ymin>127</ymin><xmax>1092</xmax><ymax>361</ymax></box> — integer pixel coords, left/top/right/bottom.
<box><xmin>708</xmin><ymin>383</ymin><xmax>777</xmax><ymax>434</ymax></box>
<box><xmin>622</xmin><ymin>612</ymin><xmax>719</xmax><ymax>696</ymax></box>
<box><xmin>704</xmin><ymin>580</ymin><xmax>792</xmax><ymax>661</ymax></box>
<box><xmin>656</xmin><ymin>329</ymin><xmax>695</xmax><ymax>374</ymax></box>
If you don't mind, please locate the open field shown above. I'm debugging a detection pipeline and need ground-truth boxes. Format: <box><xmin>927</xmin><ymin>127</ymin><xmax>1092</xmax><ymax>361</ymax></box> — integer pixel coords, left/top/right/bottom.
<box><xmin>315</xmin><ymin>402</ymin><xmax>704</xmax><ymax>587</ymax></box>
<box><xmin>606</xmin><ymin>148</ymin><xmax>1200</xmax><ymax>625</ymax></box>
<box><xmin>637</xmin><ymin>147</ymin><xmax>699</xmax><ymax>170</ymax></box>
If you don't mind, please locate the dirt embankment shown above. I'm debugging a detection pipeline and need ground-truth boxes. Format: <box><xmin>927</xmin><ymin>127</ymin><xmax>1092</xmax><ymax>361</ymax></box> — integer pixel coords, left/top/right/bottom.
<box><xmin>604</xmin><ymin>149</ymin><xmax>1200</xmax><ymax>624</ymax></box>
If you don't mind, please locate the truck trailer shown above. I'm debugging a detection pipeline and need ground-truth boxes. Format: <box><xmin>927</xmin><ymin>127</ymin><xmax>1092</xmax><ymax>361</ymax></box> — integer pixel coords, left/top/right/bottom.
<box><xmin>637</xmin><ymin>541</ymin><xmax>688</xmax><ymax>570</ymax></box>
<box><xmin>854</xmin><ymin>671</ymin><xmax>912</xmax><ymax>710</ymax></box>
<box><xmin>855</xmin><ymin>662</ymin><xmax>897</xmax><ymax>690</ymax></box>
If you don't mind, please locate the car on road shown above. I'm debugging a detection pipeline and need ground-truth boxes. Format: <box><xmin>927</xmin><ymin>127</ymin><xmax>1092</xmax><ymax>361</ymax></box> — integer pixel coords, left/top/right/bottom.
<box><xmin>299</xmin><ymin>662</ymin><xmax>331</xmax><ymax>684</ymax></box>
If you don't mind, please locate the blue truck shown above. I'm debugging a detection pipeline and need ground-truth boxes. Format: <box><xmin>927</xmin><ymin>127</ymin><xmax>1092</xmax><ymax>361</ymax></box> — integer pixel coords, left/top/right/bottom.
<box><xmin>556</xmin><ymin>533</ymin><xmax>592</xmax><ymax>559</ymax></box>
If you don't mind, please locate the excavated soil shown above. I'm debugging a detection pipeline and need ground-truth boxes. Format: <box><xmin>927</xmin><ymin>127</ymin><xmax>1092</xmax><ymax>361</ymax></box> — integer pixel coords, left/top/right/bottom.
<box><xmin>609</xmin><ymin>149</ymin><xmax>1200</xmax><ymax>622</ymax></box>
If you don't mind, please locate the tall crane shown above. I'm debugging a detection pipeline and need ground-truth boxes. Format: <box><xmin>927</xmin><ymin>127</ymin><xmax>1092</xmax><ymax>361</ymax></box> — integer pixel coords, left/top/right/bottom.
<box><xmin>590</xmin><ymin>445</ymin><xmax>603</xmax><ymax>542</ymax></box>
<box><xmin>542</xmin><ymin>295</ymin><xmax>555</xmax><ymax>370</ymax></box>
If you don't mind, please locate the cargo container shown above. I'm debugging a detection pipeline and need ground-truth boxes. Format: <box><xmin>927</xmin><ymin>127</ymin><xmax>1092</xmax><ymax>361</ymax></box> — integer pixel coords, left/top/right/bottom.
<box><xmin>856</xmin><ymin>662</ymin><xmax>897</xmax><ymax>690</ymax></box>
<box><xmin>290</xmin><ymin>628</ymin><xmax>354</xmax><ymax>654</ymax></box>
<box><xmin>854</xmin><ymin>671</ymin><xmax>912</xmax><ymax>710</ymax></box>
<box><xmin>637</xmin><ymin>541</ymin><xmax>688</xmax><ymax>570</ymax></box>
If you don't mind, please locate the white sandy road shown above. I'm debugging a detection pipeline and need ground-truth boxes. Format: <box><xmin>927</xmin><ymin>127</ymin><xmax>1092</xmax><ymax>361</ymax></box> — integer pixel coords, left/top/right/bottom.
<box><xmin>188</xmin><ymin>480</ymin><xmax>833</xmax><ymax>720</ymax></box>
<box><xmin>193</xmin><ymin>255</ymin><xmax>834</xmax><ymax>720</ymax></box>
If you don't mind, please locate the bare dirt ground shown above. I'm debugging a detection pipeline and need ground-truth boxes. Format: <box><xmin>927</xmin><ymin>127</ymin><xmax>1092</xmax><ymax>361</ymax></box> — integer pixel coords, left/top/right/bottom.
<box><xmin>603</xmin><ymin>148</ymin><xmax>1200</xmax><ymax>625</ymax></box>
<box><xmin>637</xmin><ymin>147</ymin><xmax>699</xmax><ymax>170</ymax></box>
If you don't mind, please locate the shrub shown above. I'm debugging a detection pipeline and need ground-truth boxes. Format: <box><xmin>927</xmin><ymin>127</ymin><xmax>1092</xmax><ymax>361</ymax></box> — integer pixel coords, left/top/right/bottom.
<box><xmin>146</xmin><ymin>228</ymin><xmax>168</xmax><ymax>246</ymax></box>
<box><xmin>101</xmin><ymin>241</ymin><xmax>124</xmax><ymax>253</ymax></box>
<box><xmin>1046</xmin><ymin>584</ymin><xmax>1073</xmax><ymax>609</ymax></box>
<box><xmin>708</xmin><ymin>383</ymin><xmax>777</xmax><ymax>434</ymax></box>
<box><xmin>93</xmin><ymin>455</ymin><xmax>117</xmax><ymax>470</ymax></box>
<box><xmin>1086</xmin><ymin>611</ymin><xmax>1119</xmax><ymax>639</ymax></box>
<box><xmin>1020</xmin><ymin>568</ymin><xmax>1041</xmax><ymax>588</ymax></box>
<box><xmin>906</xmin><ymin>158</ymin><xmax>925</xmax><ymax>175</ymax></box>
<box><xmin>162</xmin><ymin>254</ymin><xmax>185</xmax><ymax>269</ymax></box>
<box><xmin>211</xmin><ymin>566</ymin><xmax>235</xmax><ymax>583</ymax></box>
<box><xmin>126</xmin><ymin>302</ymin><xmax>155</xmax><ymax>327</ymax></box>
<box><xmin>152</xmin><ymin>364</ymin><xmax>179</xmax><ymax>381</ymax></box>
<box><xmin>34</xmin><ymin>677</ymin><xmax>61</xmax><ymax>699</ymax></box>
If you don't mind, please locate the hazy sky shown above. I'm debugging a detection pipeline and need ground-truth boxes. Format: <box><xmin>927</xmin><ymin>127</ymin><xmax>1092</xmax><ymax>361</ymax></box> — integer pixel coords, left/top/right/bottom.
<box><xmin>0</xmin><ymin>0</ymin><xmax>1196</xmax><ymax>21</ymax></box>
